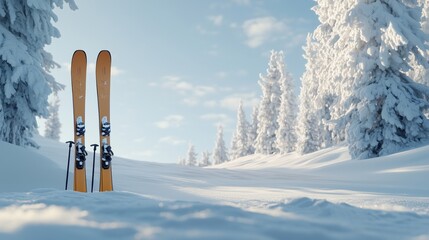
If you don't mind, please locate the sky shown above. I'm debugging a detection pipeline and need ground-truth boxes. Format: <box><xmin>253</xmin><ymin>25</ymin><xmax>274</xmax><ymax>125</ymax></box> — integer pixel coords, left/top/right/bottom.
<box><xmin>39</xmin><ymin>0</ymin><xmax>319</xmax><ymax>163</ymax></box>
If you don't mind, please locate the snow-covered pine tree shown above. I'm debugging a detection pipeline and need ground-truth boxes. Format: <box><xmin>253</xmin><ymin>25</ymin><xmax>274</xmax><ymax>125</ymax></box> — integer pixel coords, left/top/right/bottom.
<box><xmin>311</xmin><ymin>0</ymin><xmax>350</xmax><ymax>148</ymax></box>
<box><xmin>199</xmin><ymin>151</ymin><xmax>211</xmax><ymax>167</ymax></box>
<box><xmin>419</xmin><ymin>0</ymin><xmax>429</xmax><ymax>33</ymax></box>
<box><xmin>408</xmin><ymin>0</ymin><xmax>429</xmax><ymax>86</ymax></box>
<box><xmin>178</xmin><ymin>156</ymin><xmax>186</xmax><ymax>166</ymax></box>
<box><xmin>296</xmin><ymin>34</ymin><xmax>322</xmax><ymax>154</ymax></box>
<box><xmin>186</xmin><ymin>144</ymin><xmax>198</xmax><ymax>166</ymax></box>
<box><xmin>274</xmin><ymin>51</ymin><xmax>298</xmax><ymax>154</ymax></box>
<box><xmin>255</xmin><ymin>50</ymin><xmax>282</xmax><ymax>154</ymax></box>
<box><xmin>230</xmin><ymin>100</ymin><xmax>251</xmax><ymax>160</ymax></box>
<box><xmin>0</xmin><ymin>0</ymin><xmax>77</xmax><ymax>147</ymax></box>
<box><xmin>247</xmin><ymin>105</ymin><xmax>259</xmax><ymax>154</ymax></box>
<box><xmin>337</xmin><ymin>0</ymin><xmax>429</xmax><ymax>159</ymax></box>
<box><xmin>44</xmin><ymin>93</ymin><xmax>61</xmax><ymax>141</ymax></box>
<box><xmin>213</xmin><ymin>125</ymin><xmax>228</xmax><ymax>164</ymax></box>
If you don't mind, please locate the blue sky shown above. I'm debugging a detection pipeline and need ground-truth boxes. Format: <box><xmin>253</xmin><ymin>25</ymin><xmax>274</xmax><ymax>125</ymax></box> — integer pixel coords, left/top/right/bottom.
<box><xmin>41</xmin><ymin>0</ymin><xmax>319</xmax><ymax>163</ymax></box>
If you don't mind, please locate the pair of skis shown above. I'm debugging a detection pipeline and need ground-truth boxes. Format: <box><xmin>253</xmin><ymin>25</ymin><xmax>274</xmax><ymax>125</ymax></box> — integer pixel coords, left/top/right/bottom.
<box><xmin>67</xmin><ymin>50</ymin><xmax>114</xmax><ymax>192</ymax></box>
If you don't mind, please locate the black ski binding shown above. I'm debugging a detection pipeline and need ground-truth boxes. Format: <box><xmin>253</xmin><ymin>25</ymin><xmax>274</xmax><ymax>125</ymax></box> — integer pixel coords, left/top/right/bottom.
<box><xmin>75</xmin><ymin>142</ymin><xmax>87</xmax><ymax>169</ymax></box>
<box><xmin>76</xmin><ymin>116</ymin><xmax>85</xmax><ymax>136</ymax></box>
<box><xmin>101</xmin><ymin>143</ymin><xmax>114</xmax><ymax>169</ymax></box>
<box><xmin>101</xmin><ymin>117</ymin><xmax>111</xmax><ymax>136</ymax></box>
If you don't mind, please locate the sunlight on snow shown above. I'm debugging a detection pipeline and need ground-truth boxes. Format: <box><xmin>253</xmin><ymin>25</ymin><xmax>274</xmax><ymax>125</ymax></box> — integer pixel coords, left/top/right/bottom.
<box><xmin>0</xmin><ymin>203</ymin><xmax>124</xmax><ymax>233</ymax></box>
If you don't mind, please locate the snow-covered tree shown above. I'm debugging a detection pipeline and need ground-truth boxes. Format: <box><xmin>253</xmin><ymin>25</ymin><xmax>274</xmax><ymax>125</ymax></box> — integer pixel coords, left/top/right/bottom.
<box><xmin>275</xmin><ymin>52</ymin><xmax>298</xmax><ymax>154</ymax></box>
<box><xmin>199</xmin><ymin>151</ymin><xmax>211</xmax><ymax>167</ymax></box>
<box><xmin>186</xmin><ymin>144</ymin><xmax>198</xmax><ymax>166</ymax></box>
<box><xmin>310</xmin><ymin>0</ymin><xmax>349</xmax><ymax>149</ymax></box>
<box><xmin>408</xmin><ymin>0</ymin><xmax>429</xmax><ymax>86</ymax></box>
<box><xmin>247</xmin><ymin>105</ymin><xmax>259</xmax><ymax>154</ymax></box>
<box><xmin>44</xmin><ymin>93</ymin><xmax>61</xmax><ymax>141</ymax></box>
<box><xmin>230</xmin><ymin>100</ymin><xmax>251</xmax><ymax>159</ymax></box>
<box><xmin>0</xmin><ymin>0</ymin><xmax>77</xmax><ymax>147</ymax></box>
<box><xmin>335</xmin><ymin>0</ymin><xmax>429</xmax><ymax>159</ymax></box>
<box><xmin>178</xmin><ymin>157</ymin><xmax>186</xmax><ymax>166</ymax></box>
<box><xmin>419</xmin><ymin>0</ymin><xmax>429</xmax><ymax>33</ymax></box>
<box><xmin>213</xmin><ymin>125</ymin><xmax>228</xmax><ymax>164</ymax></box>
<box><xmin>296</xmin><ymin>34</ymin><xmax>322</xmax><ymax>154</ymax></box>
<box><xmin>255</xmin><ymin>50</ymin><xmax>283</xmax><ymax>154</ymax></box>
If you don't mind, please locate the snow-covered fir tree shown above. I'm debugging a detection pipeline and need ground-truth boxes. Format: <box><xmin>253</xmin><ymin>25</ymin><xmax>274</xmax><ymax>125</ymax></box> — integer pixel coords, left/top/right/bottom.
<box><xmin>186</xmin><ymin>144</ymin><xmax>198</xmax><ymax>166</ymax></box>
<box><xmin>213</xmin><ymin>125</ymin><xmax>228</xmax><ymax>164</ymax></box>
<box><xmin>247</xmin><ymin>105</ymin><xmax>259</xmax><ymax>154</ymax></box>
<box><xmin>199</xmin><ymin>151</ymin><xmax>211</xmax><ymax>167</ymax></box>
<box><xmin>419</xmin><ymin>0</ymin><xmax>429</xmax><ymax>33</ymax></box>
<box><xmin>310</xmin><ymin>0</ymin><xmax>350</xmax><ymax>149</ymax></box>
<box><xmin>334</xmin><ymin>0</ymin><xmax>429</xmax><ymax>159</ymax></box>
<box><xmin>296</xmin><ymin>34</ymin><xmax>322</xmax><ymax>154</ymax></box>
<box><xmin>255</xmin><ymin>50</ymin><xmax>282</xmax><ymax>154</ymax></box>
<box><xmin>44</xmin><ymin>93</ymin><xmax>61</xmax><ymax>141</ymax></box>
<box><xmin>408</xmin><ymin>0</ymin><xmax>429</xmax><ymax>86</ymax></box>
<box><xmin>0</xmin><ymin>0</ymin><xmax>77</xmax><ymax>147</ymax></box>
<box><xmin>178</xmin><ymin>156</ymin><xmax>186</xmax><ymax>166</ymax></box>
<box><xmin>230</xmin><ymin>100</ymin><xmax>251</xmax><ymax>160</ymax></box>
<box><xmin>274</xmin><ymin>51</ymin><xmax>298</xmax><ymax>154</ymax></box>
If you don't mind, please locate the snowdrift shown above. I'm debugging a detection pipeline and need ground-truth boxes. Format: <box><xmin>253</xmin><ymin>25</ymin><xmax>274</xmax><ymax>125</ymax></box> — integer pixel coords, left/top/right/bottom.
<box><xmin>0</xmin><ymin>136</ymin><xmax>428</xmax><ymax>239</ymax></box>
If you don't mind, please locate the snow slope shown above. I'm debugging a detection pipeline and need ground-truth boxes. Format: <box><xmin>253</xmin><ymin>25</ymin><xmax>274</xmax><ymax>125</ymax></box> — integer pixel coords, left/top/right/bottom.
<box><xmin>0</xmin><ymin>136</ymin><xmax>428</xmax><ymax>239</ymax></box>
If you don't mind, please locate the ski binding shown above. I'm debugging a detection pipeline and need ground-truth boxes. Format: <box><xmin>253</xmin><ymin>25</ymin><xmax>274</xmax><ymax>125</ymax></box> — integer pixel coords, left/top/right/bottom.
<box><xmin>76</xmin><ymin>116</ymin><xmax>86</xmax><ymax>136</ymax></box>
<box><xmin>75</xmin><ymin>139</ymin><xmax>87</xmax><ymax>169</ymax></box>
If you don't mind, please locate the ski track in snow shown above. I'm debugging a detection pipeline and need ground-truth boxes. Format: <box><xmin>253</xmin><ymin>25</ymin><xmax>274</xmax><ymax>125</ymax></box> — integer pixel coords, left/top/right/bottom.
<box><xmin>0</xmin><ymin>136</ymin><xmax>428</xmax><ymax>239</ymax></box>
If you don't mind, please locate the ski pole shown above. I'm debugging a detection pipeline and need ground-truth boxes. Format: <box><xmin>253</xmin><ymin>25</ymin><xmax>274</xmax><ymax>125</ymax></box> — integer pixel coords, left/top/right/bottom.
<box><xmin>65</xmin><ymin>141</ymin><xmax>74</xmax><ymax>190</ymax></box>
<box><xmin>90</xmin><ymin>144</ymin><xmax>99</xmax><ymax>193</ymax></box>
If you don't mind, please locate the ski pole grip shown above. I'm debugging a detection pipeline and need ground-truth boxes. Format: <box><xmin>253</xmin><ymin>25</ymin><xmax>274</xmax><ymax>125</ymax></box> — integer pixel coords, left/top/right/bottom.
<box><xmin>66</xmin><ymin>141</ymin><xmax>74</xmax><ymax>147</ymax></box>
<box><xmin>91</xmin><ymin>144</ymin><xmax>99</xmax><ymax>151</ymax></box>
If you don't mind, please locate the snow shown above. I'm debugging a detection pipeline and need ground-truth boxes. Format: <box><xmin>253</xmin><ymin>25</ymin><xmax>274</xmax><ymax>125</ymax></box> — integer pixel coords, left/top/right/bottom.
<box><xmin>0</xmin><ymin>136</ymin><xmax>429</xmax><ymax>239</ymax></box>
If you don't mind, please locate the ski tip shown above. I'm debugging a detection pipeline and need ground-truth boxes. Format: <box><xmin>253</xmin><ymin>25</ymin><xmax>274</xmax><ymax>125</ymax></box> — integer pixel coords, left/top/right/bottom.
<box><xmin>72</xmin><ymin>50</ymin><xmax>87</xmax><ymax>61</ymax></box>
<box><xmin>98</xmin><ymin>50</ymin><xmax>111</xmax><ymax>58</ymax></box>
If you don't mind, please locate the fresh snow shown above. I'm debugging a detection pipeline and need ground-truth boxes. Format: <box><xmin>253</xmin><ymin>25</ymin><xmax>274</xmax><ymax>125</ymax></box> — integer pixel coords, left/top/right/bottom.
<box><xmin>0</xmin><ymin>136</ymin><xmax>428</xmax><ymax>239</ymax></box>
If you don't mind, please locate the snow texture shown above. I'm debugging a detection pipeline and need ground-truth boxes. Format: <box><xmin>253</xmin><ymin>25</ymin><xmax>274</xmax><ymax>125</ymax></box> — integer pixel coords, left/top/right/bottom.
<box><xmin>0</xmin><ymin>136</ymin><xmax>429</xmax><ymax>239</ymax></box>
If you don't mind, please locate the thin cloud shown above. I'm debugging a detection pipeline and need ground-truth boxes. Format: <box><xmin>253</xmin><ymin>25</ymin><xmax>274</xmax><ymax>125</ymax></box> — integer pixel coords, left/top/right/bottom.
<box><xmin>159</xmin><ymin>136</ymin><xmax>186</xmax><ymax>145</ymax></box>
<box><xmin>196</xmin><ymin>25</ymin><xmax>219</xmax><ymax>35</ymax></box>
<box><xmin>155</xmin><ymin>115</ymin><xmax>184</xmax><ymax>129</ymax></box>
<box><xmin>161</xmin><ymin>75</ymin><xmax>216</xmax><ymax>97</ymax></box>
<box><xmin>232</xmin><ymin>0</ymin><xmax>251</xmax><ymax>5</ymax></box>
<box><xmin>242</xmin><ymin>17</ymin><xmax>287</xmax><ymax>48</ymax></box>
<box><xmin>220</xmin><ymin>93</ymin><xmax>259</xmax><ymax>111</ymax></box>
<box><xmin>200</xmin><ymin>113</ymin><xmax>232</xmax><ymax>127</ymax></box>
<box><xmin>111</xmin><ymin>66</ymin><xmax>123</xmax><ymax>76</ymax></box>
<box><xmin>208</xmin><ymin>15</ymin><xmax>224</xmax><ymax>26</ymax></box>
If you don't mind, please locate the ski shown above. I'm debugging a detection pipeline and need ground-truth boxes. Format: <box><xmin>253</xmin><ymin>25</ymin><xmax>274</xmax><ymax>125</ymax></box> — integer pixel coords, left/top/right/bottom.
<box><xmin>71</xmin><ymin>50</ymin><xmax>88</xmax><ymax>192</ymax></box>
<box><xmin>96</xmin><ymin>50</ymin><xmax>114</xmax><ymax>192</ymax></box>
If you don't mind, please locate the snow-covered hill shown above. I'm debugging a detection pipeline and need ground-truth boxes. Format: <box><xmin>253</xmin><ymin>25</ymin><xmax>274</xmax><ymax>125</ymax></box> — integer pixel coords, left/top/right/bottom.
<box><xmin>0</xmin><ymin>136</ymin><xmax>428</xmax><ymax>239</ymax></box>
